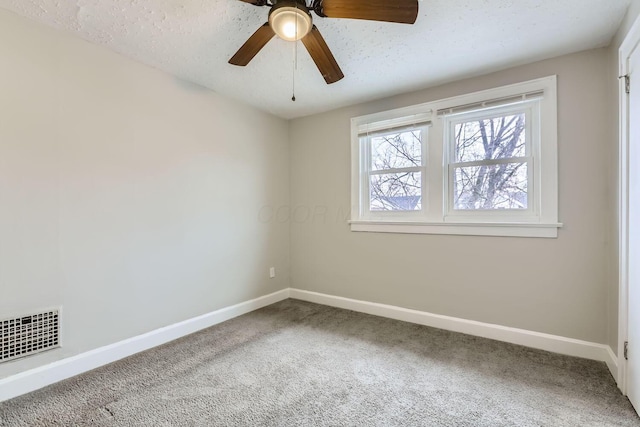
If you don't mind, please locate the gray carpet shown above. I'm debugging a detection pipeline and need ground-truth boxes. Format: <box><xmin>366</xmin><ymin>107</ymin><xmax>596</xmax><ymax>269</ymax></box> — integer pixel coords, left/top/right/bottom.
<box><xmin>1</xmin><ymin>299</ymin><xmax>638</xmax><ymax>426</ymax></box>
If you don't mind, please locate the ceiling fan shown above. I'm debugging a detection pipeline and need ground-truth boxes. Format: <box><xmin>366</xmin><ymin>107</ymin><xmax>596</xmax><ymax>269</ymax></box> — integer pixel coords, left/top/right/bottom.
<box><xmin>229</xmin><ymin>0</ymin><xmax>419</xmax><ymax>84</ymax></box>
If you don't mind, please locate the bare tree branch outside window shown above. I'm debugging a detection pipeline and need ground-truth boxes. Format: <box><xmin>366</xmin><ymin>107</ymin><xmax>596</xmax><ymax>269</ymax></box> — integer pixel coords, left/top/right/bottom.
<box><xmin>452</xmin><ymin>113</ymin><xmax>528</xmax><ymax>210</ymax></box>
<box><xmin>366</xmin><ymin>114</ymin><xmax>527</xmax><ymax>213</ymax></box>
<box><xmin>369</xmin><ymin>130</ymin><xmax>422</xmax><ymax>211</ymax></box>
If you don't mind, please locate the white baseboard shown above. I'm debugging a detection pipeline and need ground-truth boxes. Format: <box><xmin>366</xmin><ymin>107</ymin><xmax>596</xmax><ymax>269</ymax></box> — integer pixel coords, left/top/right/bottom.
<box><xmin>290</xmin><ymin>289</ymin><xmax>618</xmax><ymax>379</ymax></box>
<box><xmin>0</xmin><ymin>288</ymin><xmax>290</xmax><ymax>403</ymax></box>
<box><xmin>1</xmin><ymin>287</ymin><xmax>619</xmax><ymax>403</ymax></box>
<box><xmin>605</xmin><ymin>346</ymin><xmax>619</xmax><ymax>384</ymax></box>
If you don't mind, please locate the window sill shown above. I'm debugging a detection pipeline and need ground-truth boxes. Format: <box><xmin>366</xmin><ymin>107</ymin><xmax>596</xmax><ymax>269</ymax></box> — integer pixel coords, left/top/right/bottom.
<box><xmin>349</xmin><ymin>220</ymin><xmax>563</xmax><ymax>238</ymax></box>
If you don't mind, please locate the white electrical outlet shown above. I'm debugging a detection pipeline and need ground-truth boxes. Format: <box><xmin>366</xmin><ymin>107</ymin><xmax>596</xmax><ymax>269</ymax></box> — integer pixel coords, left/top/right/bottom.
<box><xmin>269</xmin><ymin>267</ymin><xmax>276</xmax><ymax>278</ymax></box>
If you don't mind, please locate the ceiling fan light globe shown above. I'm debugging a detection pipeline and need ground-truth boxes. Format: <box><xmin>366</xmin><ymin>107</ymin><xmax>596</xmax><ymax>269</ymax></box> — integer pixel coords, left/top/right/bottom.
<box><xmin>269</xmin><ymin>6</ymin><xmax>312</xmax><ymax>41</ymax></box>
<box><xmin>281</xmin><ymin>21</ymin><xmax>298</xmax><ymax>39</ymax></box>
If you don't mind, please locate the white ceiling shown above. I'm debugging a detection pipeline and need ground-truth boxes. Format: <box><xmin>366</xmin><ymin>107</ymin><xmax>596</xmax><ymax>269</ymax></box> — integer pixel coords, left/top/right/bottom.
<box><xmin>0</xmin><ymin>0</ymin><xmax>631</xmax><ymax>119</ymax></box>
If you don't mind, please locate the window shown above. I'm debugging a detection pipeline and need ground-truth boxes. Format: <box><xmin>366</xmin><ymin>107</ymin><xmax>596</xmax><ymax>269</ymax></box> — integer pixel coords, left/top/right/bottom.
<box><xmin>350</xmin><ymin>76</ymin><xmax>560</xmax><ymax>238</ymax></box>
<box><xmin>443</xmin><ymin>101</ymin><xmax>539</xmax><ymax>220</ymax></box>
<box><xmin>369</xmin><ymin>127</ymin><xmax>423</xmax><ymax>211</ymax></box>
<box><xmin>362</xmin><ymin>123</ymin><xmax>429</xmax><ymax>214</ymax></box>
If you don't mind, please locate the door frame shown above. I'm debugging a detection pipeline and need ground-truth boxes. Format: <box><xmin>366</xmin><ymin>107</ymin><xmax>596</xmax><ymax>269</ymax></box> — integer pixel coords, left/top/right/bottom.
<box><xmin>619</xmin><ymin>14</ymin><xmax>640</xmax><ymax>394</ymax></box>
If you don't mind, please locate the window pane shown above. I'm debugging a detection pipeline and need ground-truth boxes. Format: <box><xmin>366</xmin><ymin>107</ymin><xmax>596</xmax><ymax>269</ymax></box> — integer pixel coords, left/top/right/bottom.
<box><xmin>454</xmin><ymin>163</ymin><xmax>527</xmax><ymax>210</ymax></box>
<box><xmin>371</xmin><ymin>130</ymin><xmax>422</xmax><ymax>171</ymax></box>
<box><xmin>370</xmin><ymin>172</ymin><xmax>421</xmax><ymax>211</ymax></box>
<box><xmin>454</xmin><ymin>113</ymin><xmax>526</xmax><ymax>163</ymax></box>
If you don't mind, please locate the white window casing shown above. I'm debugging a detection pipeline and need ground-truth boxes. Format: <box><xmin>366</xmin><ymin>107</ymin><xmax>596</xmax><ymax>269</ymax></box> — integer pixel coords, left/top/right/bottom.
<box><xmin>350</xmin><ymin>76</ymin><xmax>561</xmax><ymax>238</ymax></box>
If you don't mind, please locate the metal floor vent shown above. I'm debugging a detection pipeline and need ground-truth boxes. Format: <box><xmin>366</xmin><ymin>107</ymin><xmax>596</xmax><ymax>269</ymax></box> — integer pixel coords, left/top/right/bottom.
<box><xmin>1</xmin><ymin>309</ymin><xmax>60</xmax><ymax>363</ymax></box>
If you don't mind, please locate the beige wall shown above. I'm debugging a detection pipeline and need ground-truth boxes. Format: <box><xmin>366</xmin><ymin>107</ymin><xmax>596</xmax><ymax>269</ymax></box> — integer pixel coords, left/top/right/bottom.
<box><xmin>1</xmin><ymin>1</ymin><xmax>635</xmax><ymax>382</ymax></box>
<box><xmin>290</xmin><ymin>49</ymin><xmax>611</xmax><ymax>343</ymax></box>
<box><xmin>607</xmin><ymin>0</ymin><xmax>640</xmax><ymax>355</ymax></box>
<box><xmin>0</xmin><ymin>8</ymin><xmax>290</xmax><ymax>379</ymax></box>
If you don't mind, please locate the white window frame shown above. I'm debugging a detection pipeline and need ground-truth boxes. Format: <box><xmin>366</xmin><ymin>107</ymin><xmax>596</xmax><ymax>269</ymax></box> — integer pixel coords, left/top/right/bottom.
<box><xmin>443</xmin><ymin>101</ymin><xmax>539</xmax><ymax>221</ymax></box>
<box><xmin>350</xmin><ymin>76</ymin><xmax>561</xmax><ymax>238</ymax></box>
<box><xmin>358</xmin><ymin>121</ymin><xmax>430</xmax><ymax>220</ymax></box>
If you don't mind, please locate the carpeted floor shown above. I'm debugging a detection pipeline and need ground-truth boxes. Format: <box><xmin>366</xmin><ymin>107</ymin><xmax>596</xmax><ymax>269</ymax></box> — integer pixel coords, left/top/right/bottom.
<box><xmin>1</xmin><ymin>299</ymin><xmax>639</xmax><ymax>426</ymax></box>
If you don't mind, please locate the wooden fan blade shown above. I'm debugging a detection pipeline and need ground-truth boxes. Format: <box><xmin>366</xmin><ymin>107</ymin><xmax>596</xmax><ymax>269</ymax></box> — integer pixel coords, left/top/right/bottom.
<box><xmin>301</xmin><ymin>26</ymin><xmax>344</xmax><ymax>84</ymax></box>
<box><xmin>320</xmin><ymin>0</ymin><xmax>418</xmax><ymax>24</ymax></box>
<box><xmin>229</xmin><ymin>23</ymin><xmax>275</xmax><ymax>66</ymax></box>
<box><xmin>238</xmin><ymin>0</ymin><xmax>267</xmax><ymax>5</ymax></box>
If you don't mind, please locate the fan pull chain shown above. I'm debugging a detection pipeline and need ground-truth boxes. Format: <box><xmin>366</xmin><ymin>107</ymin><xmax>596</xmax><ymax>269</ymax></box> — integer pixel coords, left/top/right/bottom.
<box><xmin>292</xmin><ymin>2</ymin><xmax>298</xmax><ymax>102</ymax></box>
<box><xmin>292</xmin><ymin>41</ymin><xmax>296</xmax><ymax>102</ymax></box>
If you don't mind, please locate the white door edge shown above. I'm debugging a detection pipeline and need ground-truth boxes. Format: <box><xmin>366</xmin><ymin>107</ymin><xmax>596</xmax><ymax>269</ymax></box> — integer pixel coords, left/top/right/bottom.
<box><xmin>618</xmin><ymin>14</ymin><xmax>640</xmax><ymax>395</ymax></box>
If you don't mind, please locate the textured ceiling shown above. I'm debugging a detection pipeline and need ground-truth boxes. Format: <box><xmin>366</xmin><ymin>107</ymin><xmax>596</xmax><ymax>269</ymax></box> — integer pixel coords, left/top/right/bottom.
<box><xmin>0</xmin><ymin>0</ymin><xmax>631</xmax><ymax>119</ymax></box>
